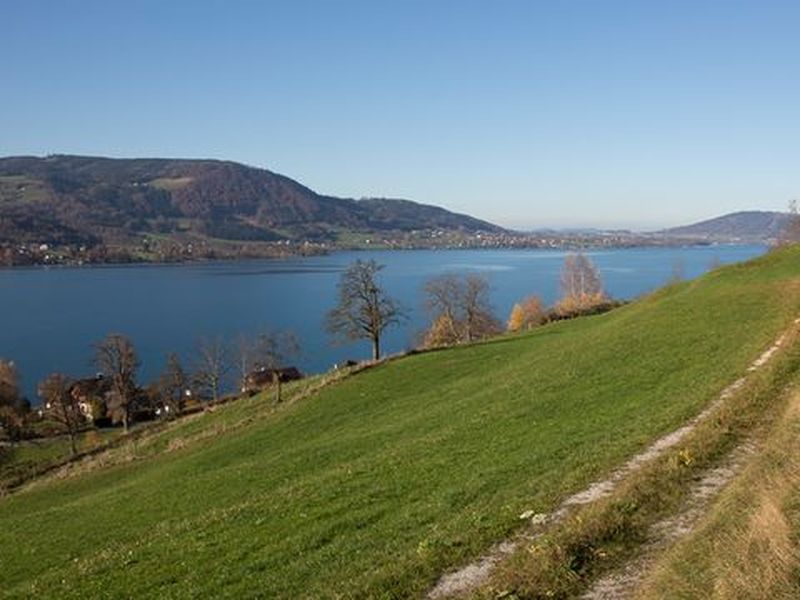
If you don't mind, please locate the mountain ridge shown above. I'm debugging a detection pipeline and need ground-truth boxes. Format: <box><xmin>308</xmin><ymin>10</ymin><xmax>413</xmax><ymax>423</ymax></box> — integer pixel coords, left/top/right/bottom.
<box><xmin>658</xmin><ymin>210</ymin><xmax>790</xmax><ymax>242</ymax></box>
<box><xmin>0</xmin><ymin>154</ymin><xmax>502</xmax><ymax>249</ymax></box>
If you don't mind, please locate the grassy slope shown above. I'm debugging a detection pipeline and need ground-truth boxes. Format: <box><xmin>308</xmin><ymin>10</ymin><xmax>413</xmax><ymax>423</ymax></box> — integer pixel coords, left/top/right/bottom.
<box><xmin>2</xmin><ymin>247</ymin><xmax>800</xmax><ymax>598</ymax></box>
<box><xmin>0</xmin><ymin>429</ymin><xmax>123</xmax><ymax>488</ymax></box>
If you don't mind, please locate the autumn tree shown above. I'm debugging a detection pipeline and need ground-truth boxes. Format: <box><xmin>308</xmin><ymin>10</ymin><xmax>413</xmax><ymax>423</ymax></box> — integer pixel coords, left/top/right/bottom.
<box><xmin>507</xmin><ymin>295</ymin><xmax>546</xmax><ymax>332</ymax></box>
<box><xmin>39</xmin><ymin>373</ymin><xmax>81</xmax><ymax>455</ymax></box>
<box><xmin>157</xmin><ymin>353</ymin><xmax>188</xmax><ymax>418</ymax></box>
<box><xmin>94</xmin><ymin>333</ymin><xmax>140</xmax><ymax>432</ymax></box>
<box><xmin>326</xmin><ymin>260</ymin><xmax>404</xmax><ymax>361</ymax></box>
<box><xmin>422</xmin><ymin>313</ymin><xmax>462</xmax><ymax>348</ymax></box>
<box><xmin>422</xmin><ymin>273</ymin><xmax>501</xmax><ymax>347</ymax></box>
<box><xmin>0</xmin><ymin>359</ymin><xmax>28</xmax><ymax>442</ymax></box>
<box><xmin>194</xmin><ymin>336</ymin><xmax>231</xmax><ymax>403</ymax></box>
<box><xmin>555</xmin><ymin>252</ymin><xmax>606</xmax><ymax>316</ymax></box>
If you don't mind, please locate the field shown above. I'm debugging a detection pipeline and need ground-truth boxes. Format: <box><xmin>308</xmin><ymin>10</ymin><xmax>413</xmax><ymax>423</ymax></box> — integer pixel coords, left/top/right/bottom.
<box><xmin>0</xmin><ymin>428</ymin><xmax>123</xmax><ymax>489</ymax></box>
<box><xmin>2</xmin><ymin>246</ymin><xmax>800</xmax><ymax>598</ymax></box>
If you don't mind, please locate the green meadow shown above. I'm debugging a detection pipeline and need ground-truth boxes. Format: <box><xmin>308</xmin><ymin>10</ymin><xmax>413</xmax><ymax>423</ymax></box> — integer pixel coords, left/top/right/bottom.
<box><xmin>2</xmin><ymin>246</ymin><xmax>800</xmax><ymax>598</ymax></box>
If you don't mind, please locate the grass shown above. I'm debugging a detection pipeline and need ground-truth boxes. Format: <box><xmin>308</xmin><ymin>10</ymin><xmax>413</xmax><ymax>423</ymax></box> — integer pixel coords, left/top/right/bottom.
<box><xmin>0</xmin><ymin>175</ymin><xmax>50</xmax><ymax>203</ymax></box>
<box><xmin>0</xmin><ymin>428</ymin><xmax>123</xmax><ymax>490</ymax></box>
<box><xmin>635</xmin><ymin>362</ymin><xmax>800</xmax><ymax>599</ymax></box>
<box><xmin>2</xmin><ymin>246</ymin><xmax>800</xmax><ymax>598</ymax></box>
<box><xmin>148</xmin><ymin>177</ymin><xmax>194</xmax><ymax>191</ymax></box>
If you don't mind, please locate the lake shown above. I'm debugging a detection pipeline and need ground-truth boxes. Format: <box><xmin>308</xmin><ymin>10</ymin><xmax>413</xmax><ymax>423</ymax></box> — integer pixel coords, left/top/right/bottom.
<box><xmin>0</xmin><ymin>244</ymin><xmax>766</xmax><ymax>400</ymax></box>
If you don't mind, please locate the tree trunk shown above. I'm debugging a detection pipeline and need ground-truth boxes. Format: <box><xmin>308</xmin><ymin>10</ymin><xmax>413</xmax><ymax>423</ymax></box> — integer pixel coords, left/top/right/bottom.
<box><xmin>68</xmin><ymin>430</ymin><xmax>77</xmax><ymax>456</ymax></box>
<box><xmin>372</xmin><ymin>336</ymin><xmax>380</xmax><ymax>361</ymax></box>
<box><xmin>122</xmin><ymin>412</ymin><xmax>129</xmax><ymax>434</ymax></box>
<box><xmin>273</xmin><ymin>373</ymin><xmax>282</xmax><ymax>404</ymax></box>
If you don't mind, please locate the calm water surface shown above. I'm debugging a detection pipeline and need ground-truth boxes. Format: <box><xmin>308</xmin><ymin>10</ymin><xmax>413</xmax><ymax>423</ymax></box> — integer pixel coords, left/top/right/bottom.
<box><xmin>0</xmin><ymin>245</ymin><xmax>766</xmax><ymax>398</ymax></box>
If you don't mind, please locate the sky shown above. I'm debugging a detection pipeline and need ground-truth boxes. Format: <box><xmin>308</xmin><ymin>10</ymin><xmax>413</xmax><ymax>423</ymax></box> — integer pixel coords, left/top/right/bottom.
<box><xmin>1</xmin><ymin>0</ymin><xmax>799</xmax><ymax>230</ymax></box>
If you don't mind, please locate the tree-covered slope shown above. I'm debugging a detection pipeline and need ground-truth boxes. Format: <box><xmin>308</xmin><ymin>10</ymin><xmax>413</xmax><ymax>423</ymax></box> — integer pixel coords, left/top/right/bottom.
<box><xmin>2</xmin><ymin>247</ymin><xmax>800</xmax><ymax>598</ymax></box>
<box><xmin>0</xmin><ymin>155</ymin><xmax>502</xmax><ymax>246</ymax></box>
<box><xmin>659</xmin><ymin>210</ymin><xmax>789</xmax><ymax>242</ymax></box>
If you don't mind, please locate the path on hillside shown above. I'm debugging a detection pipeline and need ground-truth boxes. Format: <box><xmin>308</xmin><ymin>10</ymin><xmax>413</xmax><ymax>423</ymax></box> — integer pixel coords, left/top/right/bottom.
<box><xmin>427</xmin><ymin>321</ymin><xmax>799</xmax><ymax>599</ymax></box>
<box><xmin>581</xmin><ymin>439</ymin><xmax>757</xmax><ymax>599</ymax></box>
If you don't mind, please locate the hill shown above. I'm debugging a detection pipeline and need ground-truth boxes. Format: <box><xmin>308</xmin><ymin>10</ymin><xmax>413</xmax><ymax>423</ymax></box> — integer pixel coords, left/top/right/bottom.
<box><xmin>0</xmin><ymin>155</ymin><xmax>502</xmax><ymax>259</ymax></box>
<box><xmin>2</xmin><ymin>246</ymin><xmax>800</xmax><ymax>597</ymax></box>
<box><xmin>659</xmin><ymin>210</ymin><xmax>790</xmax><ymax>242</ymax></box>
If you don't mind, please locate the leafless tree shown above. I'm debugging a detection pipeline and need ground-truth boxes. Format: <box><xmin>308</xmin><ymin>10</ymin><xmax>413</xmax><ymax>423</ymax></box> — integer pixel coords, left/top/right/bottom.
<box><xmin>253</xmin><ymin>330</ymin><xmax>301</xmax><ymax>403</ymax></box>
<box><xmin>236</xmin><ymin>330</ymin><xmax>300</xmax><ymax>401</ymax></box>
<box><xmin>194</xmin><ymin>336</ymin><xmax>231</xmax><ymax>403</ymax></box>
<box><xmin>560</xmin><ymin>253</ymin><xmax>604</xmax><ymax>299</ymax></box>
<box><xmin>0</xmin><ymin>359</ymin><xmax>28</xmax><ymax>442</ymax></box>
<box><xmin>235</xmin><ymin>334</ymin><xmax>255</xmax><ymax>393</ymax></box>
<box><xmin>423</xmin><ymin>274</ymin><xmax>463</xmax><ymax>344</ymax></box>
<box><xmin>461</xmin><ymin>275</ymin><xmax>502</xmax><ymax>342</ymax></box>
<box><xmin>779</xmin><ymin>199</ymin><xmax>800</xmax><ymax>244</ymax></box>
<box><xmin>157</xmin><ymin>353</ymin><xmax>187</xmax><ymax>418</ymax></box>
<box><xmin>556</xmin><ymin>252</ymin><xmax>606</xmax><ymax>315</ymax></box>
<box><xmin>39</xmin><ymin>373</ymin><xmax>81</xmax><ymax>455</ymax></box>
<box><xmin>422</xmin><ymin>273</ymin><xmax>501</xmax><ymax>347</ymax></box>
<box><xmin>326</xmin><ymin>260</ymin><xmax>405</xmax><ymax>361</ymax></box>
<box><xmin>94</xmin><ymin>334</ymin><xmax>140</xmax><ymax>432</ymax></box>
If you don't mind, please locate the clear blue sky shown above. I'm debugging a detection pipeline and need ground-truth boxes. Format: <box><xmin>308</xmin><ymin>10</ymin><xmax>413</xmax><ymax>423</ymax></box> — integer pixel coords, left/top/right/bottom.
<box><xmin>2</xmin><ymin>1</ymin><xmax>799</xmax><ymax>230</ymax></box>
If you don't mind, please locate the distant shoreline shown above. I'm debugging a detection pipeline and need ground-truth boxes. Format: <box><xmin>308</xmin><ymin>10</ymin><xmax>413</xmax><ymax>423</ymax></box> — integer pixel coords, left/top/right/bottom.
<box><xmin>0</xmin><ymin>238</ymin><xmax>767</xmax><ymax>271</ymax></box>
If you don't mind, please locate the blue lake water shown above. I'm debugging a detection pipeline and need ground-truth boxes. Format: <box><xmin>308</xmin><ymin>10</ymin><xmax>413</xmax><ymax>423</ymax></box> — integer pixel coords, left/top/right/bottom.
<box><xmin>0</xmin><ymin>245</ymin><xmax>766</xmax><ymax>400</ymax></box>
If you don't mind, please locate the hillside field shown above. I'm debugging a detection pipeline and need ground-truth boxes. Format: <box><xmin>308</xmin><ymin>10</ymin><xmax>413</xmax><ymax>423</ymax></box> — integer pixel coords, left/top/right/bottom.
<box><xmin>2</xmin><ymin>247</ymin><xmax>800</xmax><ymax>598</ymax></box>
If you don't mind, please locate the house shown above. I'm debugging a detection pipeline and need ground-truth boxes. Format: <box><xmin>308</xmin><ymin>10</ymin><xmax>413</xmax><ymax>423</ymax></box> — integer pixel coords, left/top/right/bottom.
<box><xmin>69</xmin><ymin>375</ymin><xmax>112</xmax><ymax>423</ymax></box>
<box><xmin>242</xmin><ymin>366</ymin><xmax>303</xmax><ymax>393</ymax></box>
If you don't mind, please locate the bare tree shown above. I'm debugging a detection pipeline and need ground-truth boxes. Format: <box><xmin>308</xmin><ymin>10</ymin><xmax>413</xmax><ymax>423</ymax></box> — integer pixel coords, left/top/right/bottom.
<box><xmin>461</xmin><ymin>275</ymin><xmax>502</xmax><ymax>342</ymax></box>
<box><xmin>236</xmin><ymin>330</ymin><xmax>300</xmax><ymax>402</ymax></box>
<box><xmin>94</xmin><ymin>334</ymin><xmax>140</xmax><ymax>432</ymax></box>
<box><xmin>39</xmin><ymin>373</ymin><xmax>81</xmax><ymax>455</ymax></box>
<box><xmin>253</xmin><ymin>330</ymin><xmax>301</xmax><ymax>403</ymax></box>
<box><xmin>779</xmin><ymin>199</ymin><xmax>800</xmax><ymax>244</ymax></box>
<box><xmin>423</xmin><ymin>274</ymin><xmax>464</xmax><ymax>344</ymax></box>
<box><xmin>556</xmin><ymin>252</ymin><xmax>605</xmax><ymax>315</ymax></box>
<box><xmin>157</xmin><ymin>353</ymin><xmax>187</xmax><ymax>418</ymax></box>
<box><xmin>422</xmin><ymin>273</ymin><xmax>501</xmax><ymax>347</ymax></box>
<box><xmin>194</xmin><ymin>336</ymin><xmax>231</xmax><ymax>403</ymax></box>
<box><xmin>326</xmin><ymin>260</ymin><xmax>404</xmax><ymax>361</ymax></box>
<box><xmin>0</xmin><ymin>359</ymin><xmax>28</xmax><ymax>442</ymax></box>
<box><xmin>560</xmin><ymin>253</ymin><xmax>603</xmax><ymax>299</ymax></box>
<box><xmin>235</xmin><ymin>334</ymin><xmax>255</xmax><ymax>393</ymax></box>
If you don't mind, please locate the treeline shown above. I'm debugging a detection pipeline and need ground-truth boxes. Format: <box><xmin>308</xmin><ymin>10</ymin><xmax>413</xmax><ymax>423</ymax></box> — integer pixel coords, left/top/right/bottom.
<box><xmin>0</xmin><ymin>330</ymin><xmax>301</xmax><ymax>455</ymax></box>
<box><xmin>0</xmin><ymin>237</ymin><xmax>327</xmax><ymax>267</ymax></box>
<box><xmin>326</xmin><ymin>251</ymin><xmax>619</xmax><ymax>359</ymax></box>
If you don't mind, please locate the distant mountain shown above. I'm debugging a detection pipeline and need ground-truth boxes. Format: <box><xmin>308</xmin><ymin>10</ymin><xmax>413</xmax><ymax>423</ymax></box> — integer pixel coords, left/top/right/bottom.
<box><xmin>658</xmin><ymin>211</ymin><xmax>790</xmax><ymax>242</ymax></box>
<box><xmin>0</xmin><ymin>155</ymin><xmax>502</xmax><ymax>248</ymax></box>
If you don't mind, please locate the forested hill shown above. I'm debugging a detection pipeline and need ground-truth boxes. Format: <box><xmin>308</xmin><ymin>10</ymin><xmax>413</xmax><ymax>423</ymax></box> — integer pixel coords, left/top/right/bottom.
<box><xmin>659</xmin><ymin>210</ymin><xmax>790</xmax><ymax>242</ymax></box>
<box><xmin>0</xmin><ymin>155</ymin><xmax>502</xmax><ymax>248</ymax></box>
